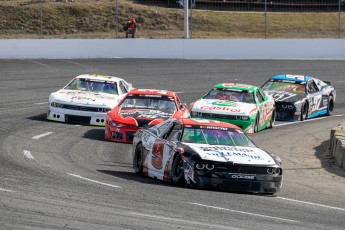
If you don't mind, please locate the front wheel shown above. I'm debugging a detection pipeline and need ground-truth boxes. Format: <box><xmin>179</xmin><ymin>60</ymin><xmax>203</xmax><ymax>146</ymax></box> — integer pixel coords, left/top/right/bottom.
<box><xmin>253</xmin><ymin>114</ymin><xmax>259</xmax><ymax>133</ymax></box>
<box><xmin>171</xmin><ymin>154</ymin><xmax>184</xmax><ymax>185</ymax></box>
<box><xmin>133</xmin><ymin>143</ymin><xmax>144</xmax><ymax>175</ymax></box>
<box><xmin>300</xmin><ymin>102</ymin><xmax>308</xmax><ymax>121</ymax></box>
<box><xmin>326</xmin><ymin>96</ymin><xmax>334</xmax><ymax>116</ymax></box>
<box><xmin>268</xmin><ymin>110</ymin><xmax>276</xmax><ymax>129</ymax></box>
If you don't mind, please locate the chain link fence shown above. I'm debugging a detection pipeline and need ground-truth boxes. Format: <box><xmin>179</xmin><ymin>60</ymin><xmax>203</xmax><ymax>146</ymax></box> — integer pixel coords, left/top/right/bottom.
<box><xmin>0</xmin><ymin>0</ymin><xmax>344</xmax><ymax>38</ymax></box>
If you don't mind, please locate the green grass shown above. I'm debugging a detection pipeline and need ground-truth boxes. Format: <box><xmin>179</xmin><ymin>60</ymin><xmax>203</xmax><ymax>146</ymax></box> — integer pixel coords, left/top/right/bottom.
<box><xmin>0</xmin><ymin>0</ymin><xmax>344</xmax><ymax>38</ymax></box>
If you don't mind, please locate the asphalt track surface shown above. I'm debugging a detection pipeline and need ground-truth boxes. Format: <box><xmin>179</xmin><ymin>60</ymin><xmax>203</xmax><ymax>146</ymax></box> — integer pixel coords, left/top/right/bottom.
<box><xmin>1</xmin><ymin>59</ymin><xmax>345</xmax><ymax>230</ymax></box>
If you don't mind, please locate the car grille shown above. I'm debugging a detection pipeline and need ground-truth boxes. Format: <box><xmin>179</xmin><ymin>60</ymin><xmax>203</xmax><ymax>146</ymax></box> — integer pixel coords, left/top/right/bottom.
<box><xmin>126</xmin><ymin>131</ymin><xmax>136</xmax><ymax>141</ymax></box>
<box><xmin>194</xmin><ymin>112</ymin><xmax>238</xmax><ymax>120</ymax></box>
<box><xmin>65</xmin><ymin>115</ymin><xmax>91</xmax><ymax>124</ymax></box>
<box><xmin>137</xmin><ymin>119</ymin><xmax>152</xmax><ymax>127</ymax></box>
<box><xmin>58</xmin><ymin>103</ymin><xmax>108</xmax><ymax>113</ymax></box>
<box><xmin>212</xmin><ymin>164</ymin><xmax>282</xmax><ymax>175</ymax></box>
<box><xmin>276</xmin><ymin>102</ymin><xmax>296</xmax><ymax>112</ymax></box>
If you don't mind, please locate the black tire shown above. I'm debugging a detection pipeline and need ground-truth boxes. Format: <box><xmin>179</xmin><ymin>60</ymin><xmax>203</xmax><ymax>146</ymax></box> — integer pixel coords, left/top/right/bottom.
<box><xmin>326</xmin><ymin>96</ymin><xmax>334</xmax><ymax>116</ymax></box>
<box><xmin>171</xmin><ymin>154</ymin><xmax>184</xmax><ymax>184</ymax></box>
<box><xmin>300</xmin><ymin>102</ymin><xmax>308</xmax><ymax>121</ymax></box>
<box><xmin>268</xmin><ymin>110</ymin><xmax>275</xmax><ymax>129</ymax></box>
<box><xmin>133</xmin><ymin>143</ymin><xmax>144</xmax><ymax>175</ymax></box>
<box><xmin>253</xmin><ymin>114</ymin><xmax>259</xmax><ymax>133</ymax></box>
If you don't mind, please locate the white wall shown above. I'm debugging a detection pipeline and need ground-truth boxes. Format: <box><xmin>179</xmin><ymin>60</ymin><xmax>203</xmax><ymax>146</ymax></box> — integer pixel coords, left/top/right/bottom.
<box><xmin>1</xmin><ymin>39</ymin><xmax>345</xmax><ymax>59</ymax></box>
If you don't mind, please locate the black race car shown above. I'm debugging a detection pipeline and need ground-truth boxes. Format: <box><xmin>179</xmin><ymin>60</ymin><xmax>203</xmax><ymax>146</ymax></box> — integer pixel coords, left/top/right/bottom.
<box><xmin>132</xmin><ymin>118</ymin><xmax>283</xmax><ymax>194</ymax></box>
<box><xmin>262</xmin><ymin>74</ymin><xmax>336</xmax><ymax>121</ymax></box>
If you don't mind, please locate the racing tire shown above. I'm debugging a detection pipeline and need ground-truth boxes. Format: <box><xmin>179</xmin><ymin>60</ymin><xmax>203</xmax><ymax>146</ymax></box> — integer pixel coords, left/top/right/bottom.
<box><xmin>133</xmin><ymin>143</ymin><xmax>144</xmax><ymax>175</ymax></box>
<box><xmin>300</xmin><ymin>102</ymin><xmax>308</xmax><ymax>121</ymax></box>
<box><xmin>326</xmin><ymin>96</ymin><xmax>334</xmax><ymax>116</ymax></box>
<box><xmin>253</xmin><ymin>114</ymin><xmax>259</xmax><ymax>133</ymax></box>
<box><xmin>268</xmin><ymin>110</ymin><xmax>276</xmax><ymax>129</ymax></box>
<box><xmin>171</xmin><ymin>154</ymin><xmax>184</xmax><ymax>185</ymax></box>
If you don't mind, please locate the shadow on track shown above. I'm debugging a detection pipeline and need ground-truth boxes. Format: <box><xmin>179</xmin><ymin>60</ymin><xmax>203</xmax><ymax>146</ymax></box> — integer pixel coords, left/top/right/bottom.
<box><xmin>314</xmin><ymin>140</ymin><xmax>345</xmax><ymax>178</ymax></box>
<box><xmin>26</xmin><ymin>113</ymin><xmax>48</xmax><ymax>122</ymax></box>
<box><xmin>83</xmin><ymin>128</ymin><xmax>107</xmax><ymax>142</ymax></box>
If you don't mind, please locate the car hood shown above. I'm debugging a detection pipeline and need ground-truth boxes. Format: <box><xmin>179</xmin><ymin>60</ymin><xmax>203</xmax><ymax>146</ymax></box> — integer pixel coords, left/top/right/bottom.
<box><xmin>50</xmin><ymin>89</ymin><xmax>121</xmax><ymax>107</ymax></box>
<box><xmin>119</xmin><ymin>109</ymin><xmax>173</xmax><ymax>120</ymax></box>
<box><xmin>183</xmin><ymin>143</ymin><xmax>276</xmax><ymax>165</ymax></box>
<box><xmin>265</xmin><ymin>90</ymin><xmax>306</xmax><ymax>103</ymax></box>
<box><xmin>192</xmin><ymin>99</ymin><xmax>257</xmax><ymax>116</ymax></box>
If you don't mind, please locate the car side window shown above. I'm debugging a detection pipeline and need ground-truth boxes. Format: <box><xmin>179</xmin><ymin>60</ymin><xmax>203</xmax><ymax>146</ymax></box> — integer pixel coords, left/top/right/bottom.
<box><xmin>256</xmin><ymin>89</ymin><xmax>264</xmax><ymax>103</ymax></box>
<box><xmin>119</xmin><ymin>81</ymin><xmax>128</xmax><ymax>94</ymax></box>
<box><xmin>307</xmin><ymin>80</ymin><xmax>319</xmax><ymax>94</ymax></box>
<box><xmin>167</xmin><ymin>123</ymin><xmax>182</xmax><ymax>141</ymax></box>
<box><xmin>157</xmin><ymin>121</ymin><xmax>173</xmax><ymax>136</ymax></box>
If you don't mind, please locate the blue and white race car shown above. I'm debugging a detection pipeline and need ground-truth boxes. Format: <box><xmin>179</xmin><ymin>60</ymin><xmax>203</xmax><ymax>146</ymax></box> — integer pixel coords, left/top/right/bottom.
<box><xmin>262</xmin><ymin>74</ymin><xmax>336</xmax><ymax>121</ymax></box>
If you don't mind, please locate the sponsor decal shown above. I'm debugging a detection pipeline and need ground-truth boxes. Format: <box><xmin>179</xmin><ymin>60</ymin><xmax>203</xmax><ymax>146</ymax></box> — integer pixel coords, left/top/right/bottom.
<box><xmin>139</xmin><ymin>94</ymin><xmax>162</xmax><ymax>98</ymax></box>
<box><xmin>205</xmin><ymin>151</ymin><xmax>264</xmax><ymax>161</ymax></box>
<box><xmin>271</xmin><ymin>91</ymin><xmax>296</xmax><ymax>102</ymax></box>
<box><xmin>281</xmin><ymin>104</ymin><xmax>294</xmax><ymax>110</ymax></box>
<box><xmin>229</xmin><ymin>173</ymin><xmax>255</xmax><ymax>180</ymax></box>
<box><xmin>199</xmin><ymin>146</ymin><xmax>254</xmax><ymax>152</ymax></box>
<box><xmin>71</xmin><ymin>96</ymin><xmax>96</xmax><ymax>101</ymax></box>
<box><xmin>200</xmin><ymin>105</ymin><xmax>241</xmax><ymax>113</ymax></box>
<box><xmin>211</xmin><ymin>100</ymin><xmax>237</xmax><ymax>107</ymax></box>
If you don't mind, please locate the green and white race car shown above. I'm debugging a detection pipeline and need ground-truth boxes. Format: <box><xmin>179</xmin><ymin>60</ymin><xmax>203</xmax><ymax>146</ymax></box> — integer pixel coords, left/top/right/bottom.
<box><xmin>190</xmin><ymin>83</ymin><xmax>276</xmax><ymax>133</ymax></box>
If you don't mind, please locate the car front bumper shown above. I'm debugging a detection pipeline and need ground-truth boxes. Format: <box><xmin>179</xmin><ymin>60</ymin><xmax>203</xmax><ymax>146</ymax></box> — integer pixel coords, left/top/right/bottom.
<box><xmin>47</xmin><ymin>106</ymin><xmax>106</xmax><ymax>126</ymax></box>
<box><xmin>188</xmin><ymin>171</ymin><xmax>282</xmax><ymax>194</ymax></box>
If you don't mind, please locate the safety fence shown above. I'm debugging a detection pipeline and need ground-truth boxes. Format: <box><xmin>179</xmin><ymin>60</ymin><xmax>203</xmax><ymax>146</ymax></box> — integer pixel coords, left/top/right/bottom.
<box><xmin>0</xmin><ymin>0</ymin><xmax>344</xmax><ymax>39</ymax></box>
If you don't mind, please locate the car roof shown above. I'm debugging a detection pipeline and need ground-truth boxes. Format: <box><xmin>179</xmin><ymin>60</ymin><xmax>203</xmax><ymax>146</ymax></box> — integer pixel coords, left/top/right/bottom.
<box><xmin>128</xmin><ymin>89</ymin><xmax>176</xmax><ymax>97</ymax></box>
<box><xmin>75</xmin><ymin>74</ymin><xmax>126</xmax><ymax>83</ymax></box>
<box><xmin>178</xmin><ymin>118</ymin><xmax>241</xmax><ymax>129</ymax></box>
<box><xmin>271</xmin><ymin>74</ymin><xmax>313</xmax><ymax>83</ymax></box>
<box><xmin>213</xmin><ymin>83</ymin><xmax>257</xmax><ymax>92</ymax></box>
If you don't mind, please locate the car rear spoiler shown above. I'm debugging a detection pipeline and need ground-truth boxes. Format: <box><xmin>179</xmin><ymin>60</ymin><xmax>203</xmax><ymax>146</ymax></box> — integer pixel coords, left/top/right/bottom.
<box><xmin>323</xmin><ymin>81</ymin><xmax>331</xmax><ymax>85</ymax></box>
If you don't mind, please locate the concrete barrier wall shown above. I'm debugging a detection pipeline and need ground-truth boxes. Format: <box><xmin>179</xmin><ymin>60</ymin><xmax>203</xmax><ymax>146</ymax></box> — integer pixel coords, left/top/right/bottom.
<box><xmin>1</xmin><ymin>39</ymin><xmax>345</xmax><ymax>59</ymax></box>
<box><xmin>330</xmin><ymin>123</ymin><xmax>345</xmax><ymax>169</ymax></box>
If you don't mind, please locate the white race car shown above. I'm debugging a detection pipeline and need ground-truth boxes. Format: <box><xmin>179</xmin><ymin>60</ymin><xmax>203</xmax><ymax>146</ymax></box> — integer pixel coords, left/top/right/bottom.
<box><xmin>47</xmin><ymin>74</ymin><xmax>133</xmax><ymax>126</ymax></box>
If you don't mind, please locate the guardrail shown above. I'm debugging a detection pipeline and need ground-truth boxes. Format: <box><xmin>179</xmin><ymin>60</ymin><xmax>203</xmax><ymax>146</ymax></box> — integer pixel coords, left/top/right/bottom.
<box><xmin>329</xmin><ymin>122</ymin><xmax>345</xmax><ymax>169</ymax></box>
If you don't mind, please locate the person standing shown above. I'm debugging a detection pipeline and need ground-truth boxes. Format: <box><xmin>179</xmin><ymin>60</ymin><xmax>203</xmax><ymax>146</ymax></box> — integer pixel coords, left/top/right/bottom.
<box><xmin>125</xmin><ymin>17</ymin><xmax>137</xmax><ymax>38</ymax></box>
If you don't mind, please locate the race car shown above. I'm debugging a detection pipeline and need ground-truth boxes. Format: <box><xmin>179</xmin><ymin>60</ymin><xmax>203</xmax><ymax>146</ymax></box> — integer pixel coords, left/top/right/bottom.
<box><xmin>105</xmin><ymin>89</ymin><xmax>190</xmax><ymax>143</ymax></box>
<box><xmin>47</xmin><ymin>74</ymin><xmax>133</xmax><ymax>126</ymax></box>
<box><xmin>132</xmin><ymin>118</ymin><xmax>283</xmax><ymax>194</ymax></box>
<box><xmin>262</xmin><ymin>74</ymin><xmax>336</xmax><ymax>121</ymax></box>
<box><xmin>190</xmin><ymin>83</ymin><xmax>275</xmax><ymax>133</ymax></box>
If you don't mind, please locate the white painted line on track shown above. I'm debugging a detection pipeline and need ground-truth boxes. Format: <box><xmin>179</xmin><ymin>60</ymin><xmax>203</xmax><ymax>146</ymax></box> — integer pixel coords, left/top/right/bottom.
<box><xmin>275</xmin><ymin>114</ymin><xmax>345</xmax><ymax>127</ymax></box>
<box><xmin>175</xmin><ymin>91</ymin><xmax>184</xmax><ymax>94</ymax></box>
<box><xmin>23</xmin><ymin>150</ymin><xmax>35</xmax><ymax>160</ymax></box>
<box><xmin>190</xmin><ymin>203</ymin><xmax>299</xmax><ymax>223</ymax></box>
<box><xmin>67</xmin><ymin>173</ymin><xmax>121</xmax><ymax>189</ymax></box>
<box><xmin>337</xmin><ymin>81</ymin><xmax>345</xmax><ymax>83</ymax></box>
<box><xmin>34</xmin><ymin>102</ymin><xmax>47</xmax><ymax>105</ymax></box>
<box><xmin>0</xmin><ymin>188</ymin><xmax>15</xmax><ymax>193</ymax></box>
<box><xmin>32</xmin><ymin>132</ymin><xmax>54</xmax><ymax>140</ymax></box>
<box><xmin>129</xmin><ymin>212</ymin><xmax>241</xmax><ymax>230</ymax></box>
<box><xmin>277</xmin><ymin>197</ymin><xmax>345</xmax><ymax>212</ymax></box>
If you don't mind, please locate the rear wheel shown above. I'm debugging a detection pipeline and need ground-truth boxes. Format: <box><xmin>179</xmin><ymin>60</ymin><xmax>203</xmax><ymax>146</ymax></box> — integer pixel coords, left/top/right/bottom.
<box><xmin>326</xmin><ymin>96</ymin><xmax>334</xmax><ymax>116</ymax></box>
<box><xmin>171</xmin><ymin>154</ymin><xmax>184</xmax><ymax>184</ymax></box>
<box><xmin>133</xmin><ymin>143</ymin><xmax>144</xmax><ymax>175</ymax></box>
<box><xmin>300</xmin><ymin>102</ymin><xmax>308</xmax><ymax>121</ymax></box>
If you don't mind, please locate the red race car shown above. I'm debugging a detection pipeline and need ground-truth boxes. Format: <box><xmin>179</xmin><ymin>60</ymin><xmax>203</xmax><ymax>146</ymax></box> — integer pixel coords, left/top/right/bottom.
<box><xmin>105</xmin><ymin>89</ymin><xmax>190</xmax><ymax>143</ymax></box>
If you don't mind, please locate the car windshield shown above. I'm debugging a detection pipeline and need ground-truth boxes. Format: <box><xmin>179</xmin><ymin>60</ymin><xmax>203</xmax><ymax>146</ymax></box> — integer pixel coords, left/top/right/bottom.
<box><xmin>203</xmin><ymin>88</ymin><xmax>255</xmax><ymax>103</ymax></box>
<box><xmin>181</xmin><ymin>127</ymin><xmax>256</xmax><ymax>147</ymax></box>
<box><xmin>64</xmin><ymin>78</ymin><xmax>118</xmax><ymax>95</ymax></box>
<box><xmin>262</xmin><ymin>81</ymin><xmax>305</xmax><ymax>93</ymax></box>
<box><xmin>121</xmin><ymin>97</ymin><xmax>177</xmax><ymax>113</ymax></box>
